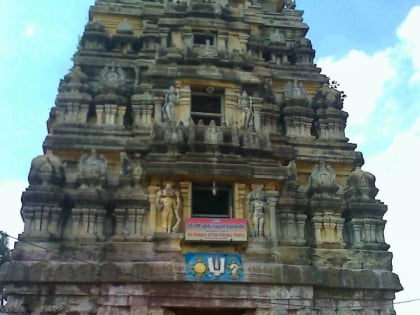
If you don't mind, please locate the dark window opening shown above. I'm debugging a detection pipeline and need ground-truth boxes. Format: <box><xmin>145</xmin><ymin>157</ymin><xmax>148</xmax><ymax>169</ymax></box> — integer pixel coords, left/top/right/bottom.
<box><xmin>263</xmin><ymin>49</ymin><xmax>271</xmax><ymax>62</ymax></box>
<box><xmin>191</xmin><ymin>93</ymin><xmax>222</xmax><ymax>125</ymax></box>
<box><xmin>166</xmin><ymin>32</ymin><xmax>172</xmax><ymax>48</ymax></box>
<box><xmin>193</xmin><ymin>32</ymin><xmax>216</xmax><ymax>46</ymax></box>
<box><xmin>192</xmin><ymin>185</ymin><xmax>232</xmax><ymax>218</ymax></box>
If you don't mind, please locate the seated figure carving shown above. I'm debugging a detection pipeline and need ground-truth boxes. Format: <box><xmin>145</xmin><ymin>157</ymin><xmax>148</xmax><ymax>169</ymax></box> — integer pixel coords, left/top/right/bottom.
<box><xmin>79</xmin><ymin>148</ymin><xmax>107</xmax><ymax>189</ymax></box>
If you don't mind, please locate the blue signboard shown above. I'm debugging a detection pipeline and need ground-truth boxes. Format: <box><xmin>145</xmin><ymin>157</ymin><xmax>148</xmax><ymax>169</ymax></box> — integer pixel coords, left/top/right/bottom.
<box><xmin>185</xmin><ymin>252</ymin><xmax>244</xmax><ymax>282</ymax></box>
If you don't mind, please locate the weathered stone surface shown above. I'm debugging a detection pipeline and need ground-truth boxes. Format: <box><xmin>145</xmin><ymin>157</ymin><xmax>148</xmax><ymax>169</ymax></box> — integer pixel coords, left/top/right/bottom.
<box><xmin>0</xmin><ymin>0</ymin><xmax>401</xmax><ymax>314</ymax></box>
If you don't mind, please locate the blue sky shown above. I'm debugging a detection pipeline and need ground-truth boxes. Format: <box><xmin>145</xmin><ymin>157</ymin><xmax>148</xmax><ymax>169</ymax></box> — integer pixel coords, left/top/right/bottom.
<box><xmin>0</xmin><ymin>1</ymin><xmax>419</xmax><ymax>313</ymax></box>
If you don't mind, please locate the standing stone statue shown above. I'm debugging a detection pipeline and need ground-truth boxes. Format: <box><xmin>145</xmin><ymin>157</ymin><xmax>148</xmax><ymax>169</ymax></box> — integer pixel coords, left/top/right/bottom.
<box><xmin>162</xmin><ymin>85</ymin><xmax>180</xmax><ymax>121</ymax></box>
<box><xmin>247</xmin><ymin>185</ymin><xmax>268</xmax><ymax>237</ymax></box>
<box><xmin>237</xmin><ymin>90</ymin><xmax>254</xmax><ymax>129</ymax></box>
<box><xmin>156</xmin><ymin>183</ymin><xmax>182</xmax><ymax>233</ymax></box>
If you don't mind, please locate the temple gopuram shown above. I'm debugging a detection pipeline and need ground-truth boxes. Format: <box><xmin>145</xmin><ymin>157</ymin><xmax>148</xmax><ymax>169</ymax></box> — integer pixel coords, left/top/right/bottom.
<box><xmin>0</xmin><ymin>0</ymin><xmax>402</xmax><ymax>314</ymax></box>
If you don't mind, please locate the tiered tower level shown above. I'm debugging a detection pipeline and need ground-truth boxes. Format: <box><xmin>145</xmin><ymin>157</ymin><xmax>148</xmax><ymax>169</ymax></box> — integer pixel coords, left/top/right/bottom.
<box><xmin>0</xmin><ymin>0</ymin><xmax>402</xmax><ymax>314</ymax></box>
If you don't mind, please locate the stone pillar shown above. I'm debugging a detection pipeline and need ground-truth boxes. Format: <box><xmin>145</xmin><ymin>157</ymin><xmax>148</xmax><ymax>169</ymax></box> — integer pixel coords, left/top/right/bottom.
<box><xmin>183</xmin><ymin>31</ymin><xmax>193</xmax><ymax>49</ymax></box>
<box><xmin>96</xmin><ymin>105</ymin><xmax>105</xmax><ymax>125</ymax></box>
<box><xmin>104</xmin><ymin>104</ymin><xmax>118</xmax><ymax>125</ymax></box>
<box><xmin>79</xmin><ymin>104</ymin><xmax>89</xmax><ymax>123</ymax></box>
<box><xmin>238</xmin><ymin>33</ymin><xmax>249</xmax><ymax>52</ymax></box>
<box><xmin>21</xmin><ymin>205</ymin><xmax>35</xmax><ymax>235</ymax></box>
<box><xmin>132</xmin><ymin>105</ymin><xmax>142</xmax><ymax>126</ymax></box>
<box><xmin>296</xmin><ymin>214</ymin><xmax>306</xmax><ymax>242</ymax></box>
<box><xmin>267</xmin><ymin>190</ymin><xmax>279</xmax><ymax>242</ymax></box>
<box><xmin>315</xmin><ymin>108</ymin><xmax>348</xmax><ymax>141</ymax></box>
<box><xmin>148</xmin><ymin>186</ymin><xmax>160</xmax><ymax>237</ymax></box>
<box><xmin>129</xmin><ymin>208</ymin><xmax>146</xmax><ymax>237</ymax></box>
<box><xmin>159</xmin><ymin>27</ymin><xmax>169</xmax><ymax>48</ymax></box>
<box><xmin>218</xmin><ymin>30</ymin><xmax>228</xmax><ymax>52</ymax></box>
<box><xmin>154</xmin><ymin>96</ymin><xmax>163</xmax><ymax>123</ymax></box>
<box><xmin>252</xmin><ymin>97</ymin><xmax>263</xmax><ymax>131</ymax></box>
<box><xmin>177</xmin><ymin>84</ymin><xmax>191</xmax><ymax>124</ymax></box>
<box><xmin>47</xmin><ymin>206</ymin><xmax>61</xmax><ymax>237</ymax></box>
<box><xmin>114</xmin><ymin>207</ymin><xmax>127</xmax><ymax>237</ymax></box>
<box><xmin>145</xmin><ymin>104</ymin><xmax>154</xmax><ymax>125</ymax></box>
<box><xmin>117</xmin><ymin>106</ymin><xmax>126</xmax><ymax>125</ymax></box>
<box><xmin>56</xmin><ymin>106</ymin><xmax>66</xmax><ymax>123</ymax></box>
<box><xmin>283</xmin><ymin>105</ymin><xmax>314</xmax><ymax>138</ymax></box>
<box><xmin>93</xmin><ymin>208</ymin><xmax>106</xmax><ymax>238</ymax></box>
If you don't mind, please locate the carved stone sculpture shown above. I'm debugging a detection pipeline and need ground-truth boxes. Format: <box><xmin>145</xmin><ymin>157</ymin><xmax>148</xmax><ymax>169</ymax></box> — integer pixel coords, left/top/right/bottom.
<box><xmin>78</xmin><ymin>149</ymin><xmax>107</xmax><ymax>189</ymax></box>
<box><xmin>308</xmin><ymin>160</ymin><xmax>339</xmax><ymax>197</ymax></box>
<box><xmin>284</xmin><ymin>80</ymin><xmax>307</xmax><ymax>101</ymax></box>
<box><xmin>120</xmin><ymin>152</ymin><xmax>144</xmax><ymax>189</ymax></box>
<box><xmin>28</xmin><ymin>150</ymin><xmax>65</xmax><ymax>187</ymax></box>
<box><xmin>156</xmin><ymin>183</ymin><xmax>182</xmax><ymax>233</ymax></box>
<box><xmin>312</xmin><ymin>82</ymin><xmax>344</xmax><ymax>110</ymax></box>
<box><xmin>204</xmin><ymin>120</ymin><xmax>223</xmax><ymax>144</ymax></box>
<box><xmin>237</xmin><ymin>90</ymin><xmax>254</xmax><ymax>129</ymax></box>
<box><xmin>163</xmin><ymin>121</ymin><xmax>185</xmax><ymax>144</ymax></box>
<box><xmin>162</xmin><ymin>85</ymin><xmax>180</xmax><ymax>121</ymax></box>
<box><xmin>345</xmin><ymin>166</ymin><xmax>379</xmax><ymax>201</ymax></box>
<box><xmin>284</xmin><ymin>0</ymin><xmax>296</xmax><ymax>9</ymax></box>
<box><xmin>247</xmin><ymin>185</ymin><xmax>268</xmax><ymax>237</ymax></box>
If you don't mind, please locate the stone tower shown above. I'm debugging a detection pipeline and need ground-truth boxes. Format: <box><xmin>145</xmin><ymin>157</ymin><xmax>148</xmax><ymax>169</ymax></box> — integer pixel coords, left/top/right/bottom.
<box><xmin>0</xmin><ymin>0</ymin><xmax>402</xmax><ymax>314</ymax></box>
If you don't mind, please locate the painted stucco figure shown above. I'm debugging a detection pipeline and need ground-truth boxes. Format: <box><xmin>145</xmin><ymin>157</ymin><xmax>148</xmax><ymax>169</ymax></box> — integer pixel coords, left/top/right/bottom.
<box><xmin>237</xmin><ymin>90</ymin><xmax>253</xmax><ymax>129</ymax></box>
<box><xmin>162</xmin><ymin>85</ymin><xmax>180</xmax><ymax>121</ymax></box>
<box><xmin>156</xmin><ymin>183</ymin><xmax>182</xmax><ymax>233</ymax></box>
<box><xmin>247</xmin><ymin>185</ymin><xmax>268</xmax><ymax>237</ymax></box>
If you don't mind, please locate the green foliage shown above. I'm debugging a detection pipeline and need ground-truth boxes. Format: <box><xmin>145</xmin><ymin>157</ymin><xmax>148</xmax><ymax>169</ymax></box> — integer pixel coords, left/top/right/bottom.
<box><xmin>0</xmin><ymin>232</ymin><xmax>10</xmax><ymax>266</ymax></box>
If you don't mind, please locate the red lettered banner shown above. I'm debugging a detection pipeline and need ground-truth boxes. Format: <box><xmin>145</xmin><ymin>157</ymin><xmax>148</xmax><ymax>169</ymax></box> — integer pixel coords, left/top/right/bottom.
<box><xmin>185</xmin><ymin>218</ymin><xmax>247</xmax><ymax>241</ymax></box>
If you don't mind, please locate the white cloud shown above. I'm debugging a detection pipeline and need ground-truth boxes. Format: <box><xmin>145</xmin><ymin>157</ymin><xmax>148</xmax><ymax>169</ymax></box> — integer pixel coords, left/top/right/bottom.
<box><xmin>397</xmin><ymin>6</ymin><xmax>420</xmax><ymax>82</ymax></box>
<box><xmin>363</xmin><ymin>120</ymin><xmax>420</xmax><ymax>312</ymax></box>
<box><xmin>318</xmin><ymin>49</ymin><xmax>395</xmax><ymax>127</ymax></box>
<box><xmin>0</xmin><ymin>181</ymin><xmax>26</xmax><ymax>247</ymax></box>
<box><xmin>24</xmin><ymin>23</ymin><xmax>36</xmax><ymax>37</ymax></box>
<box><xmin>314</xmin><ymin>7</ymin><xmax>420</xmax><ymax>313</ymax></box>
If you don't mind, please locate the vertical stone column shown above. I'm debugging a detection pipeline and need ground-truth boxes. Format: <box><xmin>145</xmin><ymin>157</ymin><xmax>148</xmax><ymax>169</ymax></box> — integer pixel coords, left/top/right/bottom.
<box><xmin>21</xmin><ymin>205</ymin><xmax>35</xmax><ymax>235</ymax></box>
<box><xmin>183</xmin><ymin>31</ymin><xmax>193</xmax><ymax>49</ymax></box>
<box><xmin>130</xmin><ymin>208</ymin><xmax>146</xmax><ymax>237</ymax></box>
<box><xmin>104</xmin><ymin>104</ymin><xmax>118</xmax><ymax>125</ymax></box>
<box><xmin>148</xmin><ymin>185</ymin><xmax>160</xmax><ymax>237</ymax></box>
<box><xmin>96</xmin><ymin>105</ymin><xmax>105</xmax><ymax>125</ymax></box>
<box><xmin>218</xmin><ymin>30</ymin><xmax>228</xmax><ymax>52</ymax></box>
<box><xmin>154</xmin><ymin>96</ymin><xmax>163</xmax><ymax>123</ymax></box>
<box><xmin>56</xmin><ymin>106</ymin><xmax>66</xmax><ymax>123</ymax></box>
<box><xmin>33</xmin><ymin>206</ymin><xmax>43</xmax><ymax>234</ymax></box>
<box><xmin>296</xmin><ymin>214</ymin><xmax>307</xmax><ymax>242</ymax></box>
<box><xmin>93</xmin><ymin>208</ymin><xmax>106</xmax><ymax>239</ymax></box>
<box><xmin>267</xmin><ymin>190</ymin><xmax>280</xmax><ymax>242</ymax></box>
<box><xmin>114</xmin><ymin>207</ymin><xmax>127</xmax><ymax>237</ymax></box>
<box><xmin>225</xmin><ymin>87</ymin><xmax>241</xmax><ymax>125</ymax></box>
<box><xmin>177</xmin><ymin>84</ymin><xmax>191</xmax><ymax>124</ymax></box>
<box><xmin>117</xmin><ymin>106</ymin><xmax>126</xmax><ymax>126</ymax></box>
<box><xmin>234</xmin><ymin>183</ymin><xmax>246</xmax><ymax>218</ymax></box>
<box><xmin>145</xmin><ymin>104</ymin><xmax>154</xmax><ymax>125</ymax></box>
<box><xmin>159</xmin><ymin>27</ymin><xmax>169</xmax><ymax>48</ymax></box>
<box><xmin>252</xmin><ymin>97</ymin><xmax>263</xmax><ymax>131</ymax></box>
<box><xmin>132</xmin><ymin>105</ymin><xmax>142</xmax><ymax>126</ymax></box>
<box><xmin>238</xmin><ymin>33</ymin><xmax>249</xmax><ymax>52</ymax></box>
<box><xmin>79</xmin><ymin>104</ymin><xmax>89</xmax><ymax>123</ymax></box>
<box><xmin>47</xmin><ymin>206</ymin><xmax>61</xmax><ymax>237</ymax></box>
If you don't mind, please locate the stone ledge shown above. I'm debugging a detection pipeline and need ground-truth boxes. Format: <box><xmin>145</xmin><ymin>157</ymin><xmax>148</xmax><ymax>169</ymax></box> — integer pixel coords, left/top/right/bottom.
<box><xmin>0</xmin><ymin>261</ymin><xmax>403</xmax><ymax>292</ymax></box>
